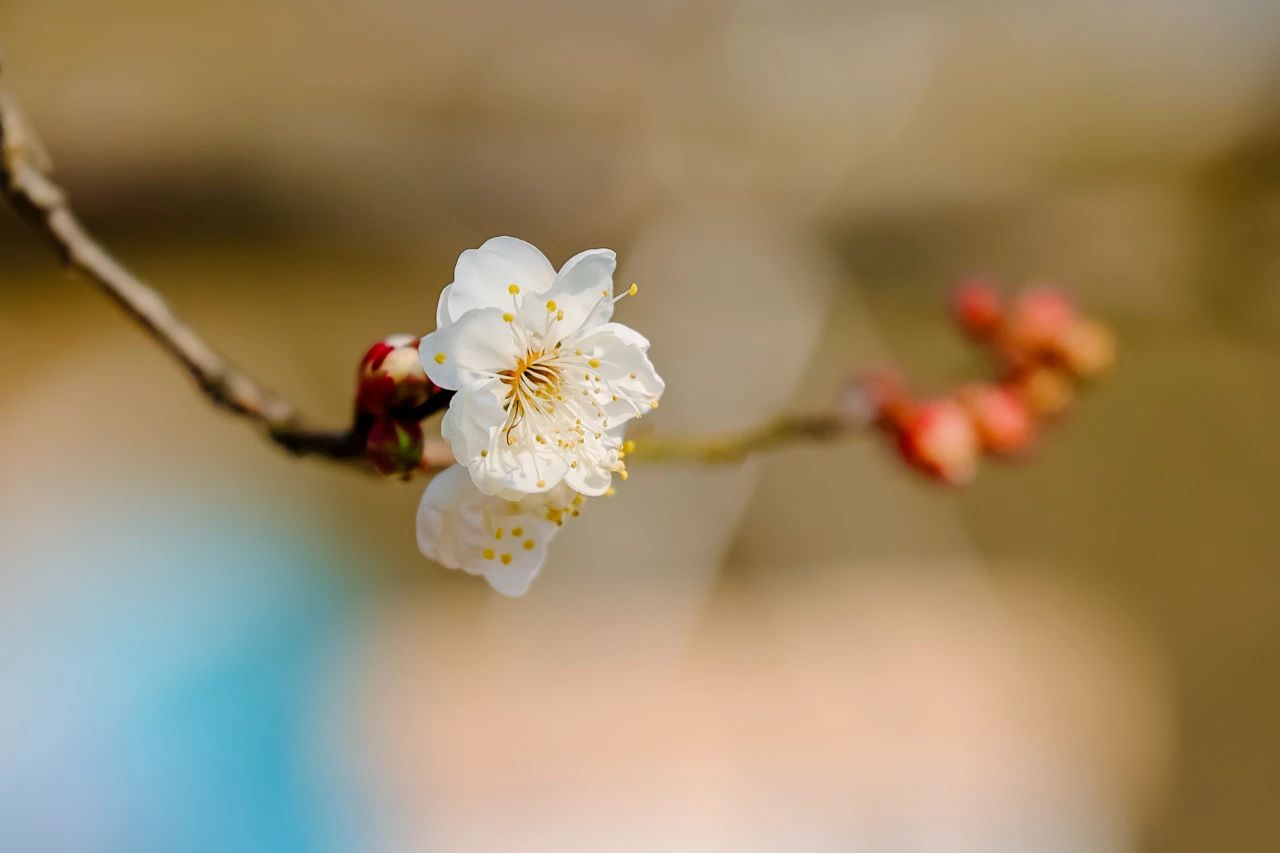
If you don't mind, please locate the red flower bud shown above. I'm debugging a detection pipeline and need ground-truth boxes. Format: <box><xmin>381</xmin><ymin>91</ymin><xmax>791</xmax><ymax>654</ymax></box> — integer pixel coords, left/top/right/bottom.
<box><xmin>357</xmin><ymin>334</ymin><xmax>437</xmax><ymax>416</ymax></box>
<box><xmin>1058</xmin><ymin>318</ymin><xmax>1116</xmax><ymax>380</ymax></box>
<box><xmin>365</xmin><ymin>417</ymin><xmax>425</xmax><ymax>477</ymax></box>
<box><xmin>1006</xmin><ymin>286</ymin><xmax>1076</xmax><ymax>354</ymax></box>
<box><xmin>952</xmin><ymin>278</ymin><xmax>1004</xmax><ymax>339</ymax></box>
<box><xmin>958</xmin><ymin>384</ymin><xmax>1035</xmax><ymax>456</ymax></box>
<box><xmin>895</xmin><ymin>399</ymin><xmax>980</xmax><ymax>484</ymax></box>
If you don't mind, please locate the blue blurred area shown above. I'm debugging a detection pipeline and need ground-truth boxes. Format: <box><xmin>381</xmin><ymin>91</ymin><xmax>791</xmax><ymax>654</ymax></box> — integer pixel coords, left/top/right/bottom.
<box><xmin>0</xmin><ymin>495</ymin><xmax>369</xmax><ymax>853</ymax></box>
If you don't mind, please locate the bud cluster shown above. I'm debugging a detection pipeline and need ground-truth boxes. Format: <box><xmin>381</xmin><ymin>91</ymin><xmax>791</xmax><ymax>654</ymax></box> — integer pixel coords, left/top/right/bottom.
<box><xmin>845</xmin><ymin>279</ymin><xmax>1116</xmax><ymax>484</ymax></box>
<box><xmin>356</xmin><ymin>334</ymin><xmax>440</xmax><ymax>477</ymax></box>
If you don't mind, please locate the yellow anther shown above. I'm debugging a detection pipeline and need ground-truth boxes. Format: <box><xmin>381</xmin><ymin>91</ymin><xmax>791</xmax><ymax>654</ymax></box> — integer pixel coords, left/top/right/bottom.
<box><xmin>604</xmin><ymin>487</ymin><xmax>617</xmax><ymax>497</ymax></box>
<box><xmin>508</xmin><ymin>284</ymin><xmax>520</xmax><ymax>294</ymax></box>
<box><xmin>650</xmin><ymin>401</ymin><xmax>659</xmax><ymax>409</ymax></box>
<box><xmin>434</xmin><ymin>352</ymin><xmax>447</xmax><ymax>364</ymax></box>
<box><xmin>502</xmin><ymin>312</ymin><xmax>515</xmax><ymax>322</ymax></box>
<box><xmin>571</xmin><ymin>509</ymin><xmax>581</xmax><ymax>518</ymax></box>
<box><xmin>495</xmin><ymin>528</ymin><xmax>504</xmax><ymax>540</ymax></box>
<box><xmin>570</xmin><ymin>460</ymin><xmax>578</xmax><ymax>469</ymax></box>
<box><xmin>512</xmin><ymin>527</ymin><xmax>523</xmax><ymax>537</ymax></box>
<box><xmin>628</xmin><ymin>282</ymin><xmax>638</xmax><ymax>296</ymax></box>
<box><xmin>479</xmin><ymin>450</ymin><xmax>488</xmax><ymax>458</ymax></box>
<box><xmin>536</xmin><ymin>479</ymin><xmax>546</xmax><ymax>488</ymax></box>
<box><xmin>482</xmin><ymin>548</ymin><xmax>495</xmax><ymax>560</ymax></box>
<box><xmin>630</xmin><ymin>372</ymin><xmax>637</xmax><ymax>379</ymax></box>
<box><xmin>622</xmin><ymin>439</ymin><xmax>636</xmax><ymax>454</ymax></box>
<box><xmin>556</xmin><ymin>309</ymin><xmax>565</xmax><ymax>321</ymax></box>
<box><xmin>523</xmin><ymin>539</ymin><xmax>535</xmax><ymax>551</ymax></box>
<box><xmin>619</xmin><ymin>470</ymin><xmax>629</xmax><ymax>481</ymax></box>
<box><xmin>571</xmin><ymin>494</ymin><xmax>585</xmax><ymax>507</ymax></box>
<box><xmin>501</xmin><ymin>553</ymin><xmax>513</xmax><ymax>565</ymax></box>
<box><xmin>546</xmin><ymin>299</ymin><xmax>557</xmax><ymax>312</ymax></box>
<box><xmin>588</xmin><ymin>358</ymin><xmax>600</xmax><ymax>368</ymax></box>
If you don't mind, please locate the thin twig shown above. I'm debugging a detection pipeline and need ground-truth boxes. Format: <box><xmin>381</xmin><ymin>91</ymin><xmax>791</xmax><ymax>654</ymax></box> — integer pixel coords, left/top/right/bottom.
<box><xmin>626</xmin><ymin>413</ymin><xmax>851</xmax><ymax>465</ymax></box>
<box><xmin>0</xmin><ymin>81</ymin><xmax>455</xmax><ymax>468</ymax></box>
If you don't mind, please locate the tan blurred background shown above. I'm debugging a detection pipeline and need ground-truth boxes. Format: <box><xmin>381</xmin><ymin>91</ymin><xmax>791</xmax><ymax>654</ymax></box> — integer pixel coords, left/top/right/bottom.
<box><xmin>1</xmin><ymin>1</ymin><xmax>1278</xmax><ymax>851</ymax></box>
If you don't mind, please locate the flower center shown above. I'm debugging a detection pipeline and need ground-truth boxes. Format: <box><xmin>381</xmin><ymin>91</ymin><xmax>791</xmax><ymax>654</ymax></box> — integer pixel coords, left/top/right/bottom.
<box><xmin>500</xmin><ymin>349</ymin><xmax>564</xmax><ymax>444</ymax></box>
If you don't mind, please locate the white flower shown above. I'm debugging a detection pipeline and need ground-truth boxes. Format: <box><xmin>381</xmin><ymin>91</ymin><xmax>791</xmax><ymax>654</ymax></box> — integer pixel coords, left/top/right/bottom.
<box><xmin>416</xmin><ymin>463</ymin><xmax>584</xmax><ymax>596</ymax></box>
<box><xmin>420</xmin><ymin>237</ymin><xmax>663</xmax><ymax>498</ymax></box>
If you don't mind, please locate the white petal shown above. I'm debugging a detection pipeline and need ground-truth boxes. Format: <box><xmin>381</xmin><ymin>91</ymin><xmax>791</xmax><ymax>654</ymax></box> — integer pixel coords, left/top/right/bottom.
<box><xmin>446</xmin><ymin>237</ymin><xmax>556</xmax><ymax>321</ymax></box>
<box><xmin>483</xmin><ymin>536</ymin><xmax>552</xmax><ymax>597</ymax></box>
<box><xmin>534</xmin><ymin>248</ymin><xmax>616</xmax><ymax>340</ymax></box>
<box><xmin>575</xmin><ymin>323</ymin><xmax>665</xmax><ymax>422</ymax></box>
<box><xmin>469</xmin><ymin>440</ymin><xmax>571</xmax><ymax>497</ymax></box>
<box><xmin>440</xmin><ymin>382</ymin><xmax>506</xmax><ymax>463</ymax></box>
<box><xmin>419</xmin><ymin>308</ymin><xmax>520</xmax><ymax>390</ymax></box>
<box><xmin>586</xmin><ymin>321</ymin><xmax>651</xmax><ymax>352</ymax></box>
<box><xmin>415</xmin><ymin>464</ymin><xmax>472</xmax><ymax>569</ymax></box>
<box><xmin>415</xmin><ymin>463</ymin><xmax>566</xmax><ymax>596</ymax></box>
<box><xmin>564</xmin><ymin>461</ymin><xmax>613</xmax><ymax>496</ymax></box>
<box><xmin>435</xmin><ymin>283</ymin><xmax>454</xmax><ymax>329</ymax></box>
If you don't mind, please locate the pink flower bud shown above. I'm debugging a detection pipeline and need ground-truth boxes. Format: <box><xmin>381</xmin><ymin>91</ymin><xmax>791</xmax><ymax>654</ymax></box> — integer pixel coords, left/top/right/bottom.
<box><xmin>958</xmin><ymin>384</ymin><xmax>1035</xmax><ymax>456</ymax></box>
<box><xmin>1058</xmin><ymin>318</ymin><xmax>1116</xmax><ymax>380</ymax></box>
<box><xmin>357</xmin><ymin>334</ymin><xmax>437</xmax><ymax>416</ymax></box>
<box><xmin>366</xmin><ymin>417</ymin><xmax>425</xmax><ymax>477</ymax></box>
<box><xmin>1007</xmin><ymin>286</ymin><xmax>1076</xmax><ymax>354</ymax></box>
<box><xmin>951</xmin><ymin>278</ymin><xmax>1004</xmax><ymax>339</ymax></box>
<box><xmin>895</xmin><ymin>399</ymin><xmax>980</xmax><ymax>484</ymax></box>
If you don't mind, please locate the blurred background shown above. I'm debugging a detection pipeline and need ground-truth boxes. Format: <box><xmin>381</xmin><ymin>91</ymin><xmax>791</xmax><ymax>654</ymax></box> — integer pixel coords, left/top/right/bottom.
<box><xmin>1</xmin><ymin>1</ymin><xmax>1278</xmax><ymax>851</ymax></box>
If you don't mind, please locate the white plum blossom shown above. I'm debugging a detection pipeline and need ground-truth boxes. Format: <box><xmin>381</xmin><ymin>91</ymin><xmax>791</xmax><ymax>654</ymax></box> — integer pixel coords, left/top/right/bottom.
<box><xmin>417</xmin><ymin>463</ymin><xmax>585</xmax><ymax>596</ymax></box>
<box><xmin>420</xmin><ymin>236</ymin><xmax>663</xmax><ymax>498</ymax></box>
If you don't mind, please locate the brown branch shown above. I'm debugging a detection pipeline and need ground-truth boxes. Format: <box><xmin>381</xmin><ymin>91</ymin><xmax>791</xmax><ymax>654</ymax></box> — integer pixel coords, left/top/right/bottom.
<box><xmin>0</xmin><ymin>80</ymin><xmax>457</xmax><ymax>469</ymax></box>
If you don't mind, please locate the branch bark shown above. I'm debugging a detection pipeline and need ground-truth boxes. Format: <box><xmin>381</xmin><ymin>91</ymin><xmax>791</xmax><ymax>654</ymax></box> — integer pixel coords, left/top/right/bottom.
<box><xmin>0</xmin><ymin>84</ymin><xmax>452</xmax><ymax>469</ymax></box>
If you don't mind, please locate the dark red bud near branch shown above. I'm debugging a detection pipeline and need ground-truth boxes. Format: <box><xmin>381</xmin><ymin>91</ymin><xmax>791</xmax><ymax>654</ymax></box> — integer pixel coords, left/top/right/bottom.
<box><xmin>366</xmin><ymin>417</ymin><xmax>425</xmax><ymax>477</ymax></box>
<box><xmin>357</xmin><ymin>334</ymin><xmax>438</xmax><ymax>416</ymax></box>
